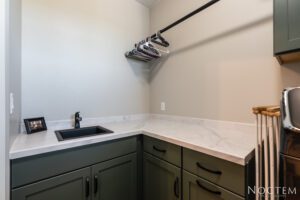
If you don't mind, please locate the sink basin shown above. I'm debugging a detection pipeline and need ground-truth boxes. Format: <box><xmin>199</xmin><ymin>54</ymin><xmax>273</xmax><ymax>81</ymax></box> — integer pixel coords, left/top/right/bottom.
<box><xmin>55</xmin><ymin>126</ymin><xmax>114</xmax><ymax>141</ymax></box>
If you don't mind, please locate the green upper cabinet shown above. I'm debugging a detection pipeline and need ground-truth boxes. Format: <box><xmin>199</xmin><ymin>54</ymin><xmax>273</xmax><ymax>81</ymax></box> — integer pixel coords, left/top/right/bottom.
<box><xmin>143</xmin><ymin>152</ymin><xmax>181</xmax><ymax>200</ymax></box>
<box><xmin>274</xmin><ymin>0</ymin><xmax>300</xmax><ymax>64</ymax></box>
<box><xmin>12</xmin><ymin>167</ymin><xmax>91</xmax><ymax>200</ymax></box>
<box><xmin>92</xmin><ymin>153</ymin><xmax>137</xmax><ymax>200</ymax></box>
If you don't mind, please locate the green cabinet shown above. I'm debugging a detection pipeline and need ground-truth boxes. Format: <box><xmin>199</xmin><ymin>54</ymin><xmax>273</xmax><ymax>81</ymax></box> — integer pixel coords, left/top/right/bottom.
<box><xmin>274</xmin><ymin>0</ymin><xmax>300</xmax><ymax>63</ymax></box>
<box><xmin>143</xmin><ymin>152</ymin><xmax>181</xmax><ymax>200</ymax></box>
<box><xmin>11</xmin><ymin>137</ymin><xmax>137</xmax><ymax>188</ymax></box>
<box><xmin>12</xmin><ymin>154</ymin><xmax>137</xmax><ymax>200</ymax></box>
<box><xmin>12</xmin><ymin>167</ymin><xmax>91</xmax><ymax>200</ymax></box>
<box><xmin>183</xmin><ymin>171</ymin><xmax>244</xmax><ymax>200</ymax></box>
<box><xmin>92</xmin><ymin>153</ymin><xmax>137</xmax><ymax>200</ymax></box>
<box><xmin>11</xmin><ymin>135</ymin><xmax>254</xmax><ymax>200</ymax></box>
<box><xmin>143</xmin><ymin>136</ymin><xmax>181</xmax><ymax>167</ymax></box>
<box><xmin>183</xmin><ymin>148</ymin><xmax>245</xmax><ymax>196</ymax></box>
<box><xmin>11</xmin><ymin>137</ymin><xmax>139</xmax><ymax>200</ymax></box>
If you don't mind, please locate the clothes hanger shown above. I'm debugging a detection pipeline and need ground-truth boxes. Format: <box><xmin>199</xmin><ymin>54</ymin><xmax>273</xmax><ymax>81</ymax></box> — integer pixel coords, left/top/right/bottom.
<box><xmin>142</xmin><ymin>40</ymin><xmax>163</xmax><ymax>57</ymax></box>
<box><xmin>125</xmin><ymin>50</ymin><xmax>153</xmax><ymax>62</ymax></box>
<box><xmin>151</xmin><ymin>32</ymin><xmax>170</xmax><ymax>47</ymax></box>
<box><xmin>135</xmin><ymin>43</ymin><xmax>157</xmax><ymax>59</ymax></box>
<box><xmin>125</xmin><ymin>0</ymin><xmax>220</xmax><ymax>62</ymax></box>
<box><xmin>146</xmin><ymin>37</ymin><xmax>170</xmax><ymax>55</ymax></box>
<box><xmin>137</xmin><ymin>41</ymin><xmax>161</xmax><ymax>58</ymax></box>
<box><xmin>126</xmin><ymin>44</ymin><xmax>155</xmax><ymax>62</ymax></box>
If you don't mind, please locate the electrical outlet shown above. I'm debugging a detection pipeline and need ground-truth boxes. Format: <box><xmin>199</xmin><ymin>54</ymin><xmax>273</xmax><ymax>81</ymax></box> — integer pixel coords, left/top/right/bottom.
<box><xmin>10</xmin><ymin>93</ymin><xmax>14</xmax><ymax>114</ymax></box>
<box><xmin>160</xmin><ymin>102</ymin><xmax>166</xmax><ymax>111</ymax></box>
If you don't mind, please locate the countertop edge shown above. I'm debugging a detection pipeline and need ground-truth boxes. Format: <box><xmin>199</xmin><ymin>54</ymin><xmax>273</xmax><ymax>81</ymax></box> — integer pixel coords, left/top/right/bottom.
<box><xmin>143</xmin><ymin>131</ymin><xmax>254</xmax><ymax>166</ymax></box>
<box><xmin>9</xmin><ymin>129</ymin><xmax>255</xmax><ymax>166</ymax></box>
<box><xmin>9</xmin><ymin>130</ymin><xmax>142</xmax><ymax>160</ymax></box>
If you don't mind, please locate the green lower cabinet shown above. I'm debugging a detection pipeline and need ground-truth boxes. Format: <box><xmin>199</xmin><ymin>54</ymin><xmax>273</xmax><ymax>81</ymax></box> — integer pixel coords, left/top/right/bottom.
<box><xmin>12</xmin><ymin>167</ymin><xmax>91</xmax><ymax>200</ymax></box>
<box><xmin>143</xmin><ymin>152</ymin><xmax>181</xmax><ymax>200</ymax></box>
<box><xmin>183</xmin><ymin>170</ymin><xmax>244</xmax><ymax>200</ymax></box>
<box><xmin>11</xmin><ymin>137</ymin><xmax>253</xmax><ymax>200</ymax></box>
<box><xmin>11</xmin><ymin>153</ymin><xmax>138</xmax><ymax>200</ymax></box>
<box><xmin>92</xmin><ymin>153</ymin><xmax>137</xmax><ymax>200</ymax></box>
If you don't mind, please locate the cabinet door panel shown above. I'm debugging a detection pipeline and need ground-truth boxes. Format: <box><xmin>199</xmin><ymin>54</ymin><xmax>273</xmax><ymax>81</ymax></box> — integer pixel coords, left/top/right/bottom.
<box><xmin>183</xmin><ymin>170</ymin><xmax>244</xmax><ymax>200</ymax></box>
<box><xmin>12</xmin><ymin>167</ymin><xmax>91</xmax><ymax>200</ymax></box>
<box><xmin>288</xmin><ymin>0</ymin><xmax>300</xmax><ymax>40</ymax></box>
<box><xmin>274</xmin><ymin>0</ymin><xmax>300</xmax><ymax>54</ymax></box>
<box><xmin>143</xmin><ymin>152</ymin><xmax>181</xmax><ymax>200</ymax></box>
<box><xmin>92</xmin><ymin>153</ymin><xmax>137</xmax><ymax>200</ymax></box>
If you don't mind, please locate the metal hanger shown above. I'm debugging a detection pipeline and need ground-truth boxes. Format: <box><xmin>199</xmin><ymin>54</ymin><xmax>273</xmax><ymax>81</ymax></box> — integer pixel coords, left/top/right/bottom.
<box><xmin>125</xmin><ymin>0</ymin><xmax>220</xmax><ymax>62</ymax></box>
<box><xmin>146</xmin><ymin>37</ymin><xmax>170</xmax><ymax>55</ymax></box>
<box><xmin>137</xmin><ymin>41</ymin><xmax>161</xmax><ymax>58</ymax></box>
<box><xmin>151</xmin><ymin>32</ymin><xmax>170</xmax><ymax>47</ymax></box>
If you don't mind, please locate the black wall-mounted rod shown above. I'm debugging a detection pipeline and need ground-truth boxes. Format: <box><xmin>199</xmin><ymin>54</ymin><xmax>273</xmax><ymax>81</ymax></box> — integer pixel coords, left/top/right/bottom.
<box><xmin>151</xmin><ymin>0</ymin><xmax>220</xmax><ymax>38</ymax></box>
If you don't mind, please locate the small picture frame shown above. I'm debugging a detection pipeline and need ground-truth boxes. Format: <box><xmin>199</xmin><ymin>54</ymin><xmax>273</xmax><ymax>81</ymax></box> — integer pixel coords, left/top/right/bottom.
<box><xmin>24</xmin><ymin>117</ymin><xmax>47</xmax><ymax>134</ymax></box>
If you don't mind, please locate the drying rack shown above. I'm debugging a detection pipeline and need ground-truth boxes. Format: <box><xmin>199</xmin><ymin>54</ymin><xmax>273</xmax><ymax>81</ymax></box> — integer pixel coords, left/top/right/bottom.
<box><xmin>252</xmin><ymin>106</ymin><xmax>281</xmax><ymax>200</ymax></box>
<box><xmin>125</xmin><ymin>0</ymin><xmax>220</xmax><ymax>62</ymax></box>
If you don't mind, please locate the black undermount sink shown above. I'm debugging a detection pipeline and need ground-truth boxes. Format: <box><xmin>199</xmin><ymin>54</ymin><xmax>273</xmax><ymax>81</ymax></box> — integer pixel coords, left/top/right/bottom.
<box><xmin>55</xmin><ymin>126</ymin><xmax>114</xmax><ymax>141</ymax></box>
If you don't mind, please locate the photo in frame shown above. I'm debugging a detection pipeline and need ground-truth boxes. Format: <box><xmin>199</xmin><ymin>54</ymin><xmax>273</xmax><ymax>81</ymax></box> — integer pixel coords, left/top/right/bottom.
<box><xmin>24</xmin><ymin>117</ymin><xmax>47</xmax><ymax>134</ymax></box>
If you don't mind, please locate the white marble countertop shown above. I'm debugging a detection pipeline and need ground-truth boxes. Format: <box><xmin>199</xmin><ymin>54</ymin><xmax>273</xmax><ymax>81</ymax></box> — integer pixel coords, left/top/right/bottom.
<box><xmin>10</xmin><ymin>114</ymin><xmax>256</xmax><ymax>165</ymax></box>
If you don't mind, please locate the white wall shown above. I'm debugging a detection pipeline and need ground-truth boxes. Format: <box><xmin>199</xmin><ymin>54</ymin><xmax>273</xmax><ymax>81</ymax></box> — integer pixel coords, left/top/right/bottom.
<box><xmin>22</xmin><ymin>0</ymin><xmax>150</xmax><ymax>121</ymax></box>
<box><xmin>149</xmin><ymin>0</ymin><xmax>300</xmax><ymax>123</ymax></box>
<box><xmin>0</xmin><ymin>0</ymin><xmax>10</xmax><ymax>198</ymax></box>
<box><xmin>20</xmin><ymin>0</ymin><xmax>300</xmax><ymax>124</ymax></box>
<box><xmin>9</xmin><ymin>0</ymin><xmax>22</xmax><ymax>147</ymax></box>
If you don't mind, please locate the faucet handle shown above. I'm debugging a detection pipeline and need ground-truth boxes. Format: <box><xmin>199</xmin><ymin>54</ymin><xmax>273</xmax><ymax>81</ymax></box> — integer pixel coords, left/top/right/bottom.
<box><xmin>74</xmin><ymin>112</ymin><xmax>82</xmax><ymax>129</ymax></box>
<box><xmin>75</xmin><ymin>112</ymin><xmax>82</xmax><ymax>120</ymax></box>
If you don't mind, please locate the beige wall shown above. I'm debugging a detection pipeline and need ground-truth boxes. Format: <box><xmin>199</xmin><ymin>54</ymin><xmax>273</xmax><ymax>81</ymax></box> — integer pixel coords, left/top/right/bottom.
<box><xmin>22</xmin><ymin>0</ymin><xmax>150</xmax><ymax>121</ymax></box>
<box><xmin>149</xmin><ymin>0</ymin><xmax>300</xmax><ymax>123</ymax></box>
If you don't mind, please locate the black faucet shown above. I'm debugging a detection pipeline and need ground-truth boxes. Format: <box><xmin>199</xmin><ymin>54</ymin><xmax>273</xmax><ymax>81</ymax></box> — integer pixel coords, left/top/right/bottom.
<box><xmin>74</xmin><ymin>112</ymin><xmax>82</xmax><ymax>129</ymax></box>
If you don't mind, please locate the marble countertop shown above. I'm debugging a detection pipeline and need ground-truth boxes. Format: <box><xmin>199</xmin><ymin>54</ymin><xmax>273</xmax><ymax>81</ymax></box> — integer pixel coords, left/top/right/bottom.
<box><xmin>10</xmin><ymin>114</ymin><xmax>256</xmax><ymax>166</ymax></box>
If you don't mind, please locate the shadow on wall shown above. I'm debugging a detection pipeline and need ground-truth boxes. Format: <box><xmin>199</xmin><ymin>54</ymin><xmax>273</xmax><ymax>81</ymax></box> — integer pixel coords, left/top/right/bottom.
<box><xmin>148</xmin><ymin>56</ymin><xmax>169</xmax><ymax>82</ymax></box>
<box><xmin>148</xmin><ymin>15</ymin><xmax>273</xmax><ymax>81</ymax></box>
<box><xmin>125</xmin><ymin>49</ymin><xmax>169</xmax><ymax>83</ymax></box>
<box><xmin>170</xmin><ymin>15</ymin><xmax>273</xmax><ymax>56</ymax></box>
<box><xmin>126</xmin><ymin>59</ymin><xmax>151</xmax><ymax>82</ymax></box>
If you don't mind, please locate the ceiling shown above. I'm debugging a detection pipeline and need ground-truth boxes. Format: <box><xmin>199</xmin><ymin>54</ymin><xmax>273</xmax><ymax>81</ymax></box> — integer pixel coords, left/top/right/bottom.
<box><xmin>136</xmin><ymin>0</ymin><xmax>160</xmax><ymax>8</ymax></box>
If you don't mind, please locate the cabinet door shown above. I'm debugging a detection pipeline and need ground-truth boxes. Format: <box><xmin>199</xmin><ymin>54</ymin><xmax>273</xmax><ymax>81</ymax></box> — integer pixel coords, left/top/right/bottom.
<box><xmin>274</xmin><ymin>0</ymin><xmax>300</xmax><ymax>54</ymax></box>
<box><xmin>183</xmin><ymin>170</ymin><xmax>244</xmax><ymax>200</ymax></box>
<box><xmin>12</xmin><ymin>167</ymin><xmax>91</xmax><ymax>200</ymax></box>
<box><xmin>143</xmin><ymin>152</ymin><xmax>181</xmax><ymax>200</ymax></box>
<box><xmin>92</xmin><ymin>153</ymin><xmax>137</xmax><ymax>200</ymax></box>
